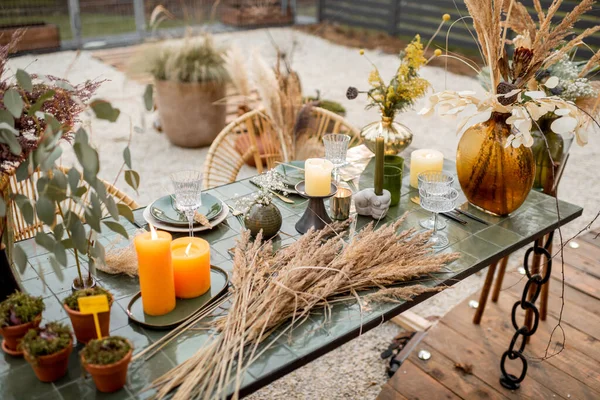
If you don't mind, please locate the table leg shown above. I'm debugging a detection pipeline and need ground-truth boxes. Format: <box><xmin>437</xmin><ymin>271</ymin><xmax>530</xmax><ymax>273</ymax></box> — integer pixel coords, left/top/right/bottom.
<box><xmin>472</xmin><ymin>261</ymin><xmax>498</xmax><ymax>324</ymax></box>
<box><xmin>491</xmin><ymin>256</ymin><xmax>509</xmax><ymax>303</ymax></box>
<box><xmin>540</xmin><ymin>235</ymin><xmax>553</xmax><ymax>321</ymax></box>
<box><xmin>499</xmin><ymin>234</ymin><xmax>553</xmax><ymax>390</ymax></box>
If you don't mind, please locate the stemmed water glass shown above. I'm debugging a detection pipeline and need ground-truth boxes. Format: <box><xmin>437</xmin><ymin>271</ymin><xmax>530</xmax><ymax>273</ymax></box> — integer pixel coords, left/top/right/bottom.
<box><xmin>418</xmin><ymin>171</ymin><xmax>454</xmax><ymax>230</ymax></box>
<box><xmin>169</xmin><ymin>170</ymin><xmax>203</xmax><ymax>237</ymax></box>
<box><xmin>323</xmin><ymin>134</ymin><xmax>350</xmax><ymax>184</ymax></box>
<box><xmin>419</xmin><ymin>187</ymin><xmax>459</xmax><ymax>248</ymax></box>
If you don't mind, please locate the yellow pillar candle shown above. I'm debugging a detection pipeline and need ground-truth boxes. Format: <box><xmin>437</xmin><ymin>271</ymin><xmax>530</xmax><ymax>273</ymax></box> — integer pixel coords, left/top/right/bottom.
<box><xmin>171</xmin><ymin>237</ymin><xmax>211</xmax><ymax>299</ymax></box>
<box><xmin>305</xmin><ymin>158</ymin><xmax>334</xmax><ymax>196</ymax></box>
<box><xmin>134</xmin><ymin>230</ymin><xmax>176</xmax><ymax>316</ymax></box>
<box><xmin>410</xmin><ymin>149</ymin><xmax>444</xmax><ymax>188</ymax></box>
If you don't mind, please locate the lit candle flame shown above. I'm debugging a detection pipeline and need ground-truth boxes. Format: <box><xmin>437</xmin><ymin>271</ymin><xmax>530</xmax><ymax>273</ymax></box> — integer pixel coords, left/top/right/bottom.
<box><xmin>185</xmin><ymin>242</ymin><xmax>193</xmax><ymax>257</ymax></box>
<box><xmin>149</xmin><ymin>223</ymin><xmax>158</xmax><ymax>240</ymax></box>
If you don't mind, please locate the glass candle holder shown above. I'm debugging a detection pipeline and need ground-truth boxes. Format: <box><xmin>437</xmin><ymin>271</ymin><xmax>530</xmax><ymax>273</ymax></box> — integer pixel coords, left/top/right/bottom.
<box><xmin>383</xmin><ymin>165</ymin><xmax>403</xmax><ymax>206</ymax></box>
<box><xmin>331</xmin><ymin>188</ymin><xmax>352</xmax><ymax>220</ymax></box>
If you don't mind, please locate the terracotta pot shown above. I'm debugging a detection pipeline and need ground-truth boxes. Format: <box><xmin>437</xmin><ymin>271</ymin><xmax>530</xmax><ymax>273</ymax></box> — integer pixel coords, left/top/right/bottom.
<box><xmin>155</xmin><ymin>80</ymin><xmax>227</xmax><ymax>148</ymax></box>
<box><xmin>64</xmin><ymin>297</ymin><xmax>112</xmax><ymax>344</ymax></box>
<box><xmin>0</xmin><ymin>314</ymin><xmax>41</xmax><ymax>356</ymax></box>
<box><xmin>25</xmin><ymin>340</ymin><xmax>73</xmax><ymax>382</ymax></box>
<box><xmin>82</xmin><ymin>346</ymin><xmax>133</xmax><ymax>393</ymax></box>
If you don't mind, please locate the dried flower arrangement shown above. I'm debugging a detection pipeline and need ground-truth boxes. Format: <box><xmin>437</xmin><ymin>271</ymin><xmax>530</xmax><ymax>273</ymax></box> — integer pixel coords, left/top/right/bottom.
<box><xmin>237</xmin><ymin>169</ymin><xmax>289</xmax><ymax>214</ymax></box>
<box><xmin>148</xmin><ymin>216</ymin><xmax>459</xmax><ymax>399</ymax></box>
<box><xmin>419</xmin><ymin>0</ymin><xmax>600</xmax><ymax>148</ymax></box>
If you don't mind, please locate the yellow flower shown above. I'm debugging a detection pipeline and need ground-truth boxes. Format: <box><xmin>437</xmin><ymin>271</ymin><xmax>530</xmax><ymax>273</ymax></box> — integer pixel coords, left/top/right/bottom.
<box><xmin>368</xmin><ymin>69</ymin><xmax>383</xmax><ymax>87</ymax></box>
<box><xmin>434</xmin><ymin>49</ymin><xmax>443</xmax><ymax>57</ymax></box>
<box><xmin>359</xmin><ymin>49</ymin><xmax>365</xmax><ymax>55</ymax></box>
<box><xmin>443</xmin><ymin>14</ymin><xmax>451</xmax><ymax>22</ymax></box>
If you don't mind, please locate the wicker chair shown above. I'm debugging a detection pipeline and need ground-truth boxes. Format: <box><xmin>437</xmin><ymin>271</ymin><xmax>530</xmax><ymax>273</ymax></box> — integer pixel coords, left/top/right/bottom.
<box><xmin>3</xmin><ymin>166</ymin><xmax>139</xmax><ymax>242</ymax></box>
<box><xmin>203</xmin><ymin>107</ymin><xmax>361</xmax><ymax>189</ymax></box>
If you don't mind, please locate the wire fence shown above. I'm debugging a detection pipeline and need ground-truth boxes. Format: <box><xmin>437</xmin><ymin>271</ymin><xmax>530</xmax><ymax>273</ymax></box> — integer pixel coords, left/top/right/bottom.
<box><xmin>0</xmin><ymin>0</ymin><xmax>318</xmax><ymax>50</ymax></box>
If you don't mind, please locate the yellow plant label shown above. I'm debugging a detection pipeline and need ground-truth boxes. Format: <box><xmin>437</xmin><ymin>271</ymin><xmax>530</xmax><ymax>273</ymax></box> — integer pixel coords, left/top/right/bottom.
<box><xmin>77</xmin><ymin>295</ymin><xmax>109</xmax><ymax>340</ymax></box>
<box><xmin>78</xmin><ymin>295</ymin><xmax>110</xmax><ymax>314</ymax></box>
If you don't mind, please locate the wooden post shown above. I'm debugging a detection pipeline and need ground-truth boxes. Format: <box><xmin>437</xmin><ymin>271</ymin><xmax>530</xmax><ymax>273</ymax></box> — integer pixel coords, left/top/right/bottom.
<box><xmin>317</xmin><ymin>0</ymin><xmax>325</xmax><ymax>23</ymax></box>
<box><xmin>388</xmin><ymin>0</ymin><xmax>399</xmax><ymax>36</ymax></box>
<box><xmin>67</xmin><ymin>0</ymin><xmax>82</xmax><ymax>49</ymax></box>
<box><xmin>491</xmin><ymin>256</ymin><xmax>509</xmax><ymax>302</ymax></box>
<box><xmin>133</xmin><ymin>0</ymin><xmax>146</xmax><ymax>40</ymax></box>
<box><xmin>472</xmin><ymin>261</ymin><xmax>498</xmax><ymax>324</ymax></box>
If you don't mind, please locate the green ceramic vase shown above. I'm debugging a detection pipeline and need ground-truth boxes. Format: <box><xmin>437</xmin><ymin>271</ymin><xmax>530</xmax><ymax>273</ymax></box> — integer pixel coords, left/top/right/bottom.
<box><xmin>244</xmin><ymin>203</ymin><xmax>282</xmax><ymax>240</ymax></box>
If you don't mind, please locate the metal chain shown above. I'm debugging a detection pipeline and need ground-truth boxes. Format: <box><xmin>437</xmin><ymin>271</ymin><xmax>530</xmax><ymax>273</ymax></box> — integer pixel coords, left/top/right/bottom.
<box><xmin>499</xmin><ymin>232</ymin><xmax>554</xmax><ymax>390</ymax></box>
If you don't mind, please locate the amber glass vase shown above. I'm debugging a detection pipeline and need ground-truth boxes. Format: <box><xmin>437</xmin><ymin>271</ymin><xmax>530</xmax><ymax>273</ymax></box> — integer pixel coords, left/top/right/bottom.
<box><xmin>456</xmin><ymin>113</ymin><xmax>534</xmax><ymax>216</ymax></box>
<box><xmin>361</xmin><ymin>116</ymin><xmax>413</xmax><ymax>155</ymax></box>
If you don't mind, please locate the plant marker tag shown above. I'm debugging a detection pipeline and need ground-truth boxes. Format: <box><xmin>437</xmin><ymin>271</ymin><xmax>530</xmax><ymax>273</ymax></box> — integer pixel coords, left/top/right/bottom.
<box><xmin>78</xmin><ymin>295</ymin><xmax>109</xmax><ymax>339</ymax></box>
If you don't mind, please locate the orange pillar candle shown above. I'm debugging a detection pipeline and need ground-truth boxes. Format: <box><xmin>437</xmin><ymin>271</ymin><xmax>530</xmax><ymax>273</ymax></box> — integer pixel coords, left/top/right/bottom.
<box><xmin>134</xmin><ymin>230</ymin><xmax>176</xmax><ymax>316</ymax></box>
<box><xmin>171</xmin><ymin>237</ymin><xmax>211</xmax><ymax>299</ymax></box>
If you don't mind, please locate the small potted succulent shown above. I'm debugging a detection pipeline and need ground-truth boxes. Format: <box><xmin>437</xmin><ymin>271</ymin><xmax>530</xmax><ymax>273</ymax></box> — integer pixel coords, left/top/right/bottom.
<box><xmin>20</xmin><ymin>322</ymin><xmax>73</xmax><ymax>382</ymax></box>
<box><xmin>238</xmin><ymin>170</ymin><xmax>287</xmax><ymax>239</ymax></box>
<box><xmin>63</xmin><ymin>287</ymin><xmax>113</xmax><ymax>344</ymax></box>
<box><xmin>81</xmin><ymin>336</ymin><xmax>133</xmax><ymax>393</ymax></box>
<box><xmin>0</xmin><ymin>292</ymin><xmax>44</xmax><ymax>356</ymax></box>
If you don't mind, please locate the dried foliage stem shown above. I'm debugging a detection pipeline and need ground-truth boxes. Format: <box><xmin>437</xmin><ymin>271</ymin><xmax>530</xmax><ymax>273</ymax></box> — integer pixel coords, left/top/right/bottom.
<box><xmin>148</xmin><ymin>217</ymin><xmax>459</xmax><ymax>399</ymax></box>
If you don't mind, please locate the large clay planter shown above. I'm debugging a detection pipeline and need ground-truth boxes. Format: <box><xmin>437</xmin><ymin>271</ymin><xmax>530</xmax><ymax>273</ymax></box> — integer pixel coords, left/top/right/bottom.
<box><xmin>64</xmin><ymin>297</ymin><xmax>112</xmax><ymax>344</ymax></box>
<box><xmin>0</xmin><ymin>314</ymin><xmax>41</xmax><ymax>356</ymax></box>
<box><xmin>155</xmin><ymin>80</ymin><xmax>227</xmax><ymax>148</ymax></box>
<box><xmin>82</xmin><ymin>345</ymin><xmax>133</xmax><ymax>393</ymax></box>
<box><xmin>25</xmin><ymin>340</ymin><xmax>73</xmax><ymax>382</ymax></box>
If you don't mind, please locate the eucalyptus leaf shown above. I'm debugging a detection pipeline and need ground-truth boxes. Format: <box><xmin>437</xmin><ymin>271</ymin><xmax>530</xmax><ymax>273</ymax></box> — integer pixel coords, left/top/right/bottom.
<box><xmin>85</xmin><ymin>193</ymin><xmax>103</xmax><ymax>232</ymax></box>
<box><xmin>55</xmin><ymin>80</ymin><xmax>74</xmax><ymax>91</ymax></box>
<box><xmin>14</xmin><ymin>195</ymin><xmax>34</xmax><ymax>225</ymax></box>
<box><xmin>16</xmin><ymin>69</ymin><xmax>33</xmax><ymax>92</ymax></box>
<box><xmin>61</xmin><ymin>238</ymin><xmax>74</xmax><ymax>249</ymax></box>
<box><xmin>124</xmin><ymin>170</ymin><xmax>140</xmax><ymax>193</ymax></box>
<box><xmin>66</xmin><ymin>212</ymin><xmax>87</xmax><ymax>254</ymax></box>
<box><xmin>103</xmin><ymin>221</ymin><xmax>129</xmax><ymax>239</ymax></box>
<box><xmin>117</xmin><ymin>203</ymin><xmax>135</xmax><ymax>223</ymax></box>
<box><xmin>0</xmin><ymin>130</ymin><xmax>21</xmax><ymax>155</ymax></box>
<box><xmin>45</xmin><ymin>177</ymin><xmax>67</xmax><ymax>203</ymax></box>
<box><xmin>104</xmin><ymin>195</ymin><xmax>119</xmax><ymax>220</ymax></box>
<box><xmin>35</xmin><ymin>232</ymin><xmax>56</xmax><ymax>252</ymax></box>
<box><xmin>13</xmin><ymin>245</ymin><xmax>28</xmax><ymax>274</ymax></box>
<box><xmin>15</xmin><ymin>157</ymin><xmax>30</xmax><ymax>182</ymax></box>
<box><xmin>27</xmin><ymin>90</ymin><xmax>55</xmax><ymax>116</ymax></box>
<box><xmin>49</xmin><ymin>256</ymin><xmax>64</xmax><ymax>281</ymax></box>
<box><xmin>0</xmin><ymin>122</ymin><xmax>18</xmax><ymax>135</ymax></box>
<box><xmin>95</xmin><ymin>179</ymin><xmax>108</xmax><ymax>203</ymax></box>
<box><xmin>143</xmin><ymin>84</ymin><xmax>153</xmax><ymax>111</ymax></box>
<box><xmin>41</xmin><ymin>146</ymin><xmax>62</xmax><ymax>170</ymax></box>
<box><xmin>74</xmin><ymin>186</ymin><xmax>88</xmax><ymax>198</ymax></box>
<box><xmin>53</xmin><ymin>224</ymin><xmax>64</xmax><ymax>241</ymax></box>
<box><xmin>75</xmin><ymin>128</ymin><xmax>89</xmax><ymax>145</ymax></box>
<box><xmin>44</xmin><ymin>114</ymin><xmax>61</xmax><ymax>135</ymax></box>
<box><xmin>0</xmin><ymin>109</ymin><xmax>14</xmax><ymax>127</ymax></box>
<box><xmin>0</xmin><ymin>197</ymin><xmax>5</xmax><ymax>217</ymax></box>
<box><xmin>123</xmin><ymin>147</ymin><xmax>132</xmax><ymax>169</ymax></box>
<box><xmin>4</xmin><ymin>88</ymin><xmax>23</xmax><ymax>118</ymax></box>
<box><xmin>53</xmin><ymin>242</ymin><xmax>67</xmax><ymax>267</ymax></box>
<box><xmin>90</xmin><ymin>100</ymin><xmax>120</xmax><ymax>122</ymax></box>
<box><xmin>73</xmin><ymin>142</ymin><xmax>99</xmax><ymax>176</ymax></box>
<box><xmin>36</xmin><ymin>195</ymin><xmax>56</xmax><ymax>226</ymax></box>
<box><xmin>36</xmin><ymin>176</ymin><xmax>49</xmax><ymax>195</ymax></box>
<box><xmin>67</xmin><ymin>167</ymin><xmax>80</xmax><ymax>193</ymax></box>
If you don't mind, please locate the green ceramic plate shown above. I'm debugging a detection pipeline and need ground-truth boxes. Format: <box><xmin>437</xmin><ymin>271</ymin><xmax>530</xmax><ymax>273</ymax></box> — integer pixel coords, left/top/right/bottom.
<box><xmin>275</xmin><ymin>161</ymin><xmax>305</xmax><ymax>188</ymax></box>
<box><xmin>150</xmin><ymin>194</ymin><xmax>222</xmax><ymax>226</ymax></box>
<box><xmin>126</xmin><ymin>266</ymin><xmax>229</xmax><ymax>330</ymax></box>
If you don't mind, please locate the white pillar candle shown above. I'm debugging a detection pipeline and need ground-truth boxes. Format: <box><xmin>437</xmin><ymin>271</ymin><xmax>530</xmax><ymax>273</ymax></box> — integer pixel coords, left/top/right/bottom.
<box><xmin>305</xmin><ymin>158</ymin><xmax>334</xmax><ymax>196</ymax></box>
<box><xmin>410</xmin><ymin>149</ymin><xmax>444</xmax><ymax>188</ymax></box>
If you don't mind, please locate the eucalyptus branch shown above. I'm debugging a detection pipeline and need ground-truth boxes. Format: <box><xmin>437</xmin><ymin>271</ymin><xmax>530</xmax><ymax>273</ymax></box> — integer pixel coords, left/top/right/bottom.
<box><xmin>57</xmin><ymin>205</ymin><xmax>84</xmax><ymax>285</ymax></box>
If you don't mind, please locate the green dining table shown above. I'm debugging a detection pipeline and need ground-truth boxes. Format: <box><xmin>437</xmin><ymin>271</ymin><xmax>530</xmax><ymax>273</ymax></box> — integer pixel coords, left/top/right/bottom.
<box><xmin>2</xmin><ymin>146</ymin><xmax>583</xmax><ymax>399</ymax></box>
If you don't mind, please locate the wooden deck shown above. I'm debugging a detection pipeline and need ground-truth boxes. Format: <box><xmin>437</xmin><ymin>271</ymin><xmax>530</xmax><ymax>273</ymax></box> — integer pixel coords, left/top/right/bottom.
<box><xmin>380</xmin><ymin>230</ymin><xmax>600</xmax><ymax>400</ymax></box>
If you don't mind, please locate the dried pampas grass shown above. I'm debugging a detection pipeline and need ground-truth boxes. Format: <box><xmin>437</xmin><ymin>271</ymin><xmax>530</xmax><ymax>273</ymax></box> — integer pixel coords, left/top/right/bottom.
<box><xmin>148</xmin><ymin>215</ymin><xmax>459</xmax><ymax>399</ymax></box>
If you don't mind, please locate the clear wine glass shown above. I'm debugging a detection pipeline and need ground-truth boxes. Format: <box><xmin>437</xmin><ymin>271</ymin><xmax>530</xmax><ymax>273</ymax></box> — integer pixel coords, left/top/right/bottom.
<box><xmin>169</xmin><ymin>170</ymin><xmax>203</xmax><ymax>237</ymax></box>
<box><xmin>419</xmin><ymin>187</ymin><xmax>459</xmax><ymax>248</ymax></box>
<box><xmin>323</xmin><ymin>134</ymin><xmax>350</xmax><ymax>183</ymax></box>
<box><xmin>417</xmin><ymin>171</ymin><xmax>454</xmax><ymax>230</ymax></box>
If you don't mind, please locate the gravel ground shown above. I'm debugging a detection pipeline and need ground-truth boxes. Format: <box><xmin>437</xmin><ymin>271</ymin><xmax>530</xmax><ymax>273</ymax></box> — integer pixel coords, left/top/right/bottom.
<box><xmin>7</xmin><ymin>27</ymin><xmax>599</xmax><ymax>399</ymax></box>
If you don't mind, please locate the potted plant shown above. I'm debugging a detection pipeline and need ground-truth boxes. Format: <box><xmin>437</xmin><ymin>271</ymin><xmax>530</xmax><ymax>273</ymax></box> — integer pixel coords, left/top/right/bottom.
<box><xmin>237</xmin><ymin>169</ymin><xmax>287</xmax><ymax>239</ymax></box>
<box><xmin>0</xmin><ymin>31</ymin><xmax>140</xmax><ymax>292</ymax></box>
<box><xmin>81</xmin><ymin>336</ymin><xmax>133</xmax><ymax>393</ymax></box>
<box><xmin>63</xmin><ymin>287</ymin><xmax>113</xmax><ymax>344</ymax></box>
<box><xmin>20</xmin><ymin>322</ymin><xmax>73</xmax><ymax>382</ymax></box>
<box><xmin>135</xmin><ymin>35</ymin><xmax>229</xmax><ymax>148</ymax></box>
<box><xmin>0</xmin><ymin>292</ymin><xmax>44</xmax><ymax>356</ymax></box>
